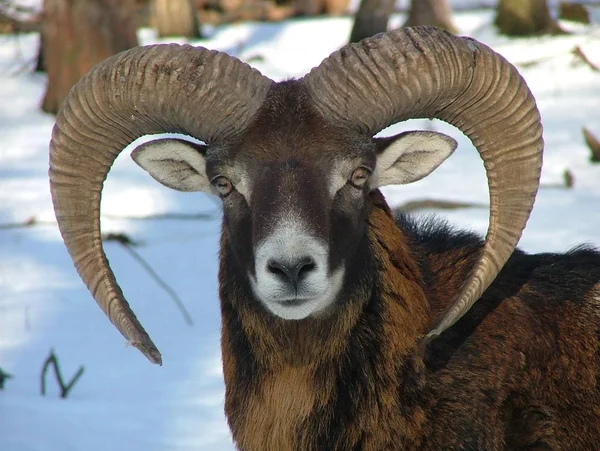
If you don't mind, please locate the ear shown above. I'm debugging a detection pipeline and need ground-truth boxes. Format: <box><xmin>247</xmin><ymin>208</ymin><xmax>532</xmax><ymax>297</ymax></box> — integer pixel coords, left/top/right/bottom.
<box><xmin>372</xmin><ymin>131</ymin><xmax>457</xmax><ymax>187</ymax></box>
<box><xmin>131</xmin><ymin>138</ymin><xmax>211</xmax><ymax>192</ymax></box>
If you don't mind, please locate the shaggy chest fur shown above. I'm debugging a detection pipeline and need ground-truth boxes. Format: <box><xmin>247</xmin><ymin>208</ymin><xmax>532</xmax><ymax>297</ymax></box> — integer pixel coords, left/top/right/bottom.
<box><xmin>237</xmin><ymin>366</ymin><xmax>317</xmax><ymax>450</ymax></box>
<box><xmin>223</xmin><ymin>348</ymin><xmax>429</xmax><ymax>451</ymax></box>
<box><xmin>220</xmin><ymin>203</ymin><xmax>433</xmax><ymax>450</ymax></box>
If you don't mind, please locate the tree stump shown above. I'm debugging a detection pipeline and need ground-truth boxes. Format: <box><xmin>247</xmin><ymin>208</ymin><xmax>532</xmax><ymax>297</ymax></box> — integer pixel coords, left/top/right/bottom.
<box><xmin>349</xmin><ymin>0</ymin><xmax>395</xmax><ymax>43</ymax></box>
<box><xmin>151</xmin><ymin>0</ymin><xmax>201</xmax><ymax>38</ymax></box>
<box><xmin>41</xmin><ymin>0</ymin><xmax>138</xmax><ymax>115</ymax></box>
<box><xmin>403</xmin><ymin>0</ymin><xmax>457</xmax><ymax>34</ymax></box>
<box><xmin>559</xmin><ymin>2</ymin><xmax>590</xmax><ymax>24</ymax></box>
<box><xmin>495</xmin><ymin>0</ymin><xmax>562</xmax><ymax>36</ymax></box>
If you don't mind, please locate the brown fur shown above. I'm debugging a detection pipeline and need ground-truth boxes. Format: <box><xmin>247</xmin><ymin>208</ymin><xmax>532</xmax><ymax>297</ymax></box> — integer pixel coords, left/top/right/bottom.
<box><xmin>217</xmin><ymin>189</ymin><xmax>600</xmax><ymax>450</ymax></box>
<box><xmin>200</xmin><ymin>82</ymin><xmax>600</xmax><ymax>450</ymax></box>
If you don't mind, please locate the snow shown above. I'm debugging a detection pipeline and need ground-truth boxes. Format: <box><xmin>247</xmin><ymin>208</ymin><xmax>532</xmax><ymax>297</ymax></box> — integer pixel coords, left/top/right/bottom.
<box><xmin>1</xmin><ymin>8</ymin><xmax>600</xmax><ymax>451</ymax></box>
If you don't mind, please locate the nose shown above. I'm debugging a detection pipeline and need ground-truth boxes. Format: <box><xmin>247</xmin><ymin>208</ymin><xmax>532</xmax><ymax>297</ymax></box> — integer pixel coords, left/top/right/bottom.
<box><xmin>267</xmin><ymin>256</ymin><xmax>316</xmax><ymax>288</ymax></box>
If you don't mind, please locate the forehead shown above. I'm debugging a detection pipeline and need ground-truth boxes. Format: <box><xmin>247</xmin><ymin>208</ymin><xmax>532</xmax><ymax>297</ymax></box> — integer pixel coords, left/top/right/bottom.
<box><xmin>207</xmin><ymin>80</ymin><xmax>374</xmax><ymax>172</ymax></box>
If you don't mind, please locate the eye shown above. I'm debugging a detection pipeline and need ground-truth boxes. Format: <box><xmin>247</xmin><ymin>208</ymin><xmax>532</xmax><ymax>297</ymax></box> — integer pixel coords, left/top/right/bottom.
<box><xmin>349</xmin><ymin>167</ymin><xmax>371</xmax><ymax>189</ymax></box>
<box><xmin>212</xmin><ymin>176</ymin><xmax>233</xmax><ymax>197</ymax></box>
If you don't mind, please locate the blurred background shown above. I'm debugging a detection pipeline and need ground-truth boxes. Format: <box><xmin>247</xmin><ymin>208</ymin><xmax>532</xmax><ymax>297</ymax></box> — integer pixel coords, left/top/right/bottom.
<box><xmin>0</xmin><ymin>0</ymin><xmax>599</xmax><ymax>450</ymax></box>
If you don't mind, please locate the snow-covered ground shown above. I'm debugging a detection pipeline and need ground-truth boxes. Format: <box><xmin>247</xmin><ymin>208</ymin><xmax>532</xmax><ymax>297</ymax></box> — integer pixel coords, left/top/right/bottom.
<box><xmin>1</xmin><ymin>9</ymin><xmax>599</xmax><ymax>451</ymax></box>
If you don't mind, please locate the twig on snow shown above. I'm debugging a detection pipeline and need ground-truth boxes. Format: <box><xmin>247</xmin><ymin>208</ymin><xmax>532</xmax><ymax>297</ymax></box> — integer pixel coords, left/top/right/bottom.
<box><xmin>538</xmin><ymin>169</ymin><xmax>575</xmax><ymax>190</ymax></box>
<box><xmin>0</xmin><ymin>10</ymin><xmax>42</xmax><ymax>34</ymax></box>
<box><xmin>572</xmin><ymin>45</ymin><xmax>599</xmax><ymax>72</ymax></box>
<box><xmin>0</xmin><ymin>366</ymin><xmax>14</xmax><ymax>389</ymax></box>
<box><xmin>103</xmin><ymin>232</ymin><xmax>194</xmax><ymax>326</ymax></box>
<box><xmin>395</xmin><ymin>172</ymin><xmax>576</xmax><ymax>215</ymax></box>
<box><xmin>396</xmin><ymin>199</ymin><xmax>486</xmax><ymax>213</ymax></box>
<box><xmin>0</xmin><ymin>216</ymin><xmax>41</xmax><ymax>230</ymax></box>
<box><xmin>0</xmin><ymin>210</ymin><xmax>219</xmax><ymax>231</ymax></box>
<box><xmin>583</xmin><ymin>127</ymin><xmax>600</xmax><ymax>162</ymax></box>
<box><xmin>103</xmin><ymin>210</ymin><xmax>218</xmax><ymax>221</ymax></box>
<box><xmin>517</xmin><ymin>43</ymin><xmax>599</xmax><ymax>70</ymax></box>
<box><xmin>40</xmin><ymin>349</ymin><xmax>84</xmax><ymax>399</ymax></box>
<box><xmin>563</xmin><ymin>169</ymin><xmax>575</xmax><ymax>188</ymax></box>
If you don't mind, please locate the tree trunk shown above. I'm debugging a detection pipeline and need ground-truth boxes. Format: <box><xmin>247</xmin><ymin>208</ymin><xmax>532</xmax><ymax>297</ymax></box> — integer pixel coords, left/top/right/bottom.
<box><xmin>151</xmin><ymin>0</ymin><xmax>200</xmax><ymax>38</ymax></box>
<box><xmin>349</xmin><ymin>0</ymin><xmax>395</xmax><ymax>43</ymax></box>
<box><xmin>495</xmin><ymin>0</ymin><xmax>561</xmax><ymax>36</ymax></box>
<box><xmin>41</xmin><ymin>0</ymin><xmax>138</xmax><ymax>115</ymax></box>
<box><xmin>403</xmin><ymin>0</ymin><xmax>457</xmax><ymax>34</ymax></box>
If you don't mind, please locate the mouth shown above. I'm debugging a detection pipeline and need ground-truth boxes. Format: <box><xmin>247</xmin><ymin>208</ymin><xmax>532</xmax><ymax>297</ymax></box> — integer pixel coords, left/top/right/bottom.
<box><xmin>249</xmin><ymin>266</ymin><xmax>345</xmax><ymax>320</ymax></box>
<box><xmin>275</xmin><ymin>297</ymin><xmax>313</xmax><ymax>307</ymax></box>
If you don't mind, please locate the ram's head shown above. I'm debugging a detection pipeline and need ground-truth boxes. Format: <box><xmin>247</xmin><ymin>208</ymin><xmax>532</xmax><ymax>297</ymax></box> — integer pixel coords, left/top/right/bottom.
<box><xmin>49</xmin><ymin>27</ymin><xmax>543</xmax><ymax>364</ymax></box>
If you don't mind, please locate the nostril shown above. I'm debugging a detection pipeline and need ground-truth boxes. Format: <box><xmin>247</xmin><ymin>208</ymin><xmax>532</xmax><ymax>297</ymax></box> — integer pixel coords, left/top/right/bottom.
<box><xmin>267</xmin><ymin>259</ymin><xmax>288</xmax><ymax>277</ymax></box>
<box><xmin>296</xmin><ymin>257</ymin><xmax>316</xmax><ymax>281</ymax></box>
<box><xmin>266</xmin><ymin>257</ymin><xmax>316</xmax><ymax>287</ymax></box>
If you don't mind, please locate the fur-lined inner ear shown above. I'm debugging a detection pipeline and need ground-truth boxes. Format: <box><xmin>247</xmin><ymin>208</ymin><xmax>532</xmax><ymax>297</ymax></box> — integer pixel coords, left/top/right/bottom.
<box><xmin>372</xmin><ymin>131</ymin><xmax>457</xmax><ymax>188</ymax></box>
<box><xmin>131</xmin><ymin>138</ymin><xmax>211</xmax><ymax>192</ymax></box>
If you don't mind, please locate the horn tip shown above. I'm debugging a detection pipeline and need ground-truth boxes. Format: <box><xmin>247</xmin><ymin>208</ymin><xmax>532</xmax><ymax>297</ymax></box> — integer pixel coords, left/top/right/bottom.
<box><xmin>420</xmin><ymin>328</ymin><xmax>441</xmax><ymax>347</ymax></box>
<box><xmin>130</xmin><ymin>340</ymin><xmax>163</xmax><ymax>366</ymax></box>
<box><xmin>421</xmin><ymin>305</ymin><xmax>460</xmax><ymax>345</ymax></box>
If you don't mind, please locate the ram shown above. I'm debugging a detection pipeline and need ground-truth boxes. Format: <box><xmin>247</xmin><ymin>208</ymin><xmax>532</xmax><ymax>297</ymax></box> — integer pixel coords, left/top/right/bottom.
<box><xmin>50</xmin><ymin>27</ymin><xmax>600</xmax><ymax>449</ymax></box>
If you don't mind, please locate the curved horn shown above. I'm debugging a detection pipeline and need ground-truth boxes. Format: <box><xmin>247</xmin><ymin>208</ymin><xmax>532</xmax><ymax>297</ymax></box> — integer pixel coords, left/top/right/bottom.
<box><xmin>304</xmin><ymin>27</ymin><xmax>543</xmax><ymax>341</ymax></box>
<box><xmin>50</xmin><ymin>44</ymin><xmax>273</xmax><ymax>364</ymax></box>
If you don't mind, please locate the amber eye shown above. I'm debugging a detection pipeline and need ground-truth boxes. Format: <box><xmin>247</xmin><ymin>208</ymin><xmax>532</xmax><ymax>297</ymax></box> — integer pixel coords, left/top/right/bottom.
<box><xmin>212</xmin><ymin>176</ymin><xmax>233</xmax><ymax>197</ymax></box>
<box><xmin>349</xmin><ymin>167</ymin><xmax>371</xmax><ymax>188</ymax></box>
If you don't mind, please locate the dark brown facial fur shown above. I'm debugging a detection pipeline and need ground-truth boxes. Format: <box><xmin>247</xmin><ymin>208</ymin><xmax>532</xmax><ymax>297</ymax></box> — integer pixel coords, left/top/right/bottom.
<box><xmin>206</xmin><ymin>81</ymin><xmax>376</xmax><ymax>309</ymax></box>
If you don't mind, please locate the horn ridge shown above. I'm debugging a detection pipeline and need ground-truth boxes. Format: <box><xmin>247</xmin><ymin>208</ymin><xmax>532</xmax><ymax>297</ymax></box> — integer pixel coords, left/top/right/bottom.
<box><xmin>304</xmin><ymin>26</ymin><xmax>543</xmax><ymax>340</ymax></box>
<box><xmin>50</xmin><ymin>44</ymin><xmax>273</xmax><ymax>364</ymax></box>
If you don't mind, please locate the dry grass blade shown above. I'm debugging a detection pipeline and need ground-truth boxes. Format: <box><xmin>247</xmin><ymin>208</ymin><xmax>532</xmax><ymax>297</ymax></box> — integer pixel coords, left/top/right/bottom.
<box><xmin>572</xmin><ymin>46</ymin><xmax>600</xmax><ymax>72</ymax></box>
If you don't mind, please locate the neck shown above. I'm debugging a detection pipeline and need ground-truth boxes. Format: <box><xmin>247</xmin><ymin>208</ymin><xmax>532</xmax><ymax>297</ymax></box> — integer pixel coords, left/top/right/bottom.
<box><xmin>219</xmin><ymin>191</ymin><xmax>432</xmax><ymax>449</ymax></box>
